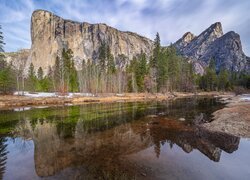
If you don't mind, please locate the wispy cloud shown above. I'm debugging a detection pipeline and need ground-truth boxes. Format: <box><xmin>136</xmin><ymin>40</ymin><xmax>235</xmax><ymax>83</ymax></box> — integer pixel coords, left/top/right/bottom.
<box><xmin>0</xmin><ymin>0</ymin><xmax>249</xmax><ymax>55</ymax></box>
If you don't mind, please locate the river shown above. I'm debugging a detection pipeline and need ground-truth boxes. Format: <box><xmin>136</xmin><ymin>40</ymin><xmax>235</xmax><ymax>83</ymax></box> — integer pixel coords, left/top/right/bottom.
<box><xmin>0</xmin><ymin>97</ymin><xmax>249</xmax><ymax>179</ymax></box>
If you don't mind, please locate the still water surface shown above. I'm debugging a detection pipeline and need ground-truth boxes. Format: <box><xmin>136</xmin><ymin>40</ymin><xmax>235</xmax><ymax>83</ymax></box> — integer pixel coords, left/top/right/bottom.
<box><xmin>0</xmin><ymin>97</ymin><xmax>249</xmax><ymax>179</ymax></box>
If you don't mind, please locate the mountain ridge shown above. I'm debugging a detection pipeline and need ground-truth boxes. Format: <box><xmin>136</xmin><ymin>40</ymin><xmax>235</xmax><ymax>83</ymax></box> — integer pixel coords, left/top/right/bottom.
<box><xmin>5</xmin><ymin>9</ymin><xmax>248</xmax><ymax>75</ymax></box>
<box><xmin>174</xmin><ymin>22</ymin><xmax>250</xmax><ymax>73</ymax></box>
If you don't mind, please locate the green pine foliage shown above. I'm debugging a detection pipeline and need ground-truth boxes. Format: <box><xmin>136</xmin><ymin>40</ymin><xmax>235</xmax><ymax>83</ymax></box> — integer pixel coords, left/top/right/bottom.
<box><xmin>0</xmin><ymin>25</ymin><xmax>16</xmax><ymax>94</ymax></box>
<box><xmin>0</xmin><ymin>26</ymin><xmax>249</xmax><ymax>94</ymax></box>
<box><xmin>26</xmin><ymin>63</ymin><xmax>37</xmax><ymax>92</ymax></box>
<box><xmin>0</xmin><ymin>61</ymin><xmax>16</xmax><ymax>94</ymax></box>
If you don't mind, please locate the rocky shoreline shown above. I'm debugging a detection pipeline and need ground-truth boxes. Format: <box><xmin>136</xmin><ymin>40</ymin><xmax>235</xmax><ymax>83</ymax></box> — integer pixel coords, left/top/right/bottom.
<box><xmin>202</xmin><ymin>94</ymin><xmax>250</xmax><ymax>138</ymax></box>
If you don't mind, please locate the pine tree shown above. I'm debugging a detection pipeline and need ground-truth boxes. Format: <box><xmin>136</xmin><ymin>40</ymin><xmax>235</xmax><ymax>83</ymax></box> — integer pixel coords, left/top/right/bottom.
<box><xmin>98</xmin><ymin>42</ymin><xmax>107</xmax><ymax>73</ymax></box>
<box><xmin>136</xmin><ymin>51</ymin><xmax>148</xmax><ymax>92</ymax></box>
<box><xmin>54</xmin><ymin>56</ymin><xmax>61</xmax><ymax>91</ymax></box>
<box><xmin>47</xmin><ymin>66</ymin><xmax>54</xmax><ymax>91</ymax></box>
<box><xmin>69</xmin><ymin>58</ymin><xmax>79</xmax><ymax>92</ymax></box>
<box><xmin>26</xmin><ymin>63</ymin><xmax>37</xmax><ymax>91</ymax></box>
<box><xmin>218</xmin><ymin>69</ymin><xmax>230</xmax><ymax>91</ymax></box>
<box><xmin>157</xmin><ymin>49</ymin><xmax>168</xmax><ymax>92</ymax></box>
<box><xmin>0</xmin><ymin>63</ymin><xmax>16</xmax><ymax>94</ymax></box>
<box><xmin>37</xmin><ymin>67</ymin><xmax>43</xmax><ymax>80</ymax></box>
<box><xmin>150</xmin><ymin>33</ymin><xmax>161</xmax><ymax>92</ymax></box>
<box><xmin>151</xmin><ymin>32</ymin><xmax>161</xmax><ymax>68</ymax></box>
<box><xmin>167</xmin><ymin>46</ymin><xmax>180</xmax><ymax>91</ymax></box>
<box><xmin>0</xmin><ymin>28</ymin><xmax>16</xmax><ymax>94</ymax></box>
<box><xmin>206</xmin><ymin>59</ymin><xmax>217</xmax><ymax>91</ymax></box>
<box><xmin>107</xmin><ymin>45</ymin><xmax>116</xmax><ymax>74</ymax></box>
<box><xmin>106</xmin><ymin>46</ymin><xmax>116</xmax><ymax>92</ymax></box>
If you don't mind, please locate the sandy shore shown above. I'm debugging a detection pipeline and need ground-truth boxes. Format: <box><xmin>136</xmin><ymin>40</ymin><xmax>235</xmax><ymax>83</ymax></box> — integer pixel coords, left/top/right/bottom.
<box><xmin>202</xmin><ymin>94</ymin><xmax>250</xmax><ymax>138</ymax></box>
<box><xmin>0</xmin><ymin>91</ymin><xmax>230</xmax><ymax>110</ymax></box>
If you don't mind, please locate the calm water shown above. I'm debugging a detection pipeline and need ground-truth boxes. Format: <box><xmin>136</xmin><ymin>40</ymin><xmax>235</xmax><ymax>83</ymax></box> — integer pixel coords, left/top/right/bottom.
<box><xmin>0</xmin><ymin>97</ymin><xmax>249</xmax><ymax>180</ymax></box>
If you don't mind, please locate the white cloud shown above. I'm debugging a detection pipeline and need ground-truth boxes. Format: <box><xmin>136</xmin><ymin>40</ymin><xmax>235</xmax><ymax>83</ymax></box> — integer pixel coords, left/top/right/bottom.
<box><xmin>0</xmin><ymin>0</ymin><xmax>249</xmax><ymax>55</ymax></box>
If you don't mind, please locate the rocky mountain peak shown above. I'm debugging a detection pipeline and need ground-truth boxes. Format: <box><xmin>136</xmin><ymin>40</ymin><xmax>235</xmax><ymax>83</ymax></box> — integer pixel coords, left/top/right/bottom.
<box><xmin>27</xmin><ymin>9</ymin><xmax>153</xmax><ymax>73</ymax></box>
<box><xmin>22</xmin><ymin>10</ymin><xmax>249</xmax><ymax>75</ymax></box>
<box><xmin>175</xmin><ymin>32</ymin><xmax>196</xmax><ymax>52</ymax></box>
<box><xmin>208</xmin><ymin>22</ymin><xmax>223</xmax><ymax>38</ymax></box>
<box><xmin>174</xmin><ymin>22</ymin><xmax>249</xmax><ymax>74</ymax></box>
<box><xmin>182</xmin><ymin>32</ymin><xmax>196</xmax><ymax>43</ymax></box>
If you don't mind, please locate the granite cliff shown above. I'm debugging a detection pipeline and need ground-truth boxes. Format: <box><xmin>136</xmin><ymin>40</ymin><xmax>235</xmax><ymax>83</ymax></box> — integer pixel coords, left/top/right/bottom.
<box><xmin>27</xmin><ymin>10</ymin><xmax>153</xmax><ymax>73</ymax></box>
<box><xmin>3</xmin><ymin>49</ymin><xmax>29</xmax><ymax>70</ymax></box>
<box><xmin>174</xmin><ymin>22</ymin><xmax>250</xmax><ymax>73</ymax></box>
<box><xmin>13</xmin><ymin>10</ymin><xmax>249</xmax><ymax>75</ymax></box>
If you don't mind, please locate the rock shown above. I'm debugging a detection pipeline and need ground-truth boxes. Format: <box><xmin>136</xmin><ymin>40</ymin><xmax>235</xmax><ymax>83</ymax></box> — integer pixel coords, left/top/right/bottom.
<box><xmin>178</xmin><ymin>118</ymin><xmax>185</xmax><ymax>121</ymax></box>
<box><xmin>3</xmin><ymin>49</ymin><xmax>29</xmax><ymax>70</ymax></box>
<box><xmin>6</xmin><ymin>11</ymin><xmax>249</xmax><ymax>76</ymax></box>
<box><xmin>174</xmin><ymin>32</ymin><xmax>196</xmax><ymax>53</ymax></box>
<box><xmin>27</xmin><ymin>10</ymin><xmax>153</xmax><ymax>73</ymax></box>
<box><xmin>174</xmin><ymin>22</ymin><xmax>250</xmax><ymax>74</ymax></box>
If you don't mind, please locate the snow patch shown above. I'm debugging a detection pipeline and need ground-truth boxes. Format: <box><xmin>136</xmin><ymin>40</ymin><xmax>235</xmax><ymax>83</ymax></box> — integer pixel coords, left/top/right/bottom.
<box><xmin>14</xmin><ymin>92</ymin><xmax>95</xmax><ymax>98</ymax></box>
<box><xmin>240</xmin><ymin>94</ymin><xmax>250</xmax><ymax>101</ymax></box>
<box><xmin>14</xmin><ymin>107</ymin><xmax>31</xmax><ymax>112</ymax></box>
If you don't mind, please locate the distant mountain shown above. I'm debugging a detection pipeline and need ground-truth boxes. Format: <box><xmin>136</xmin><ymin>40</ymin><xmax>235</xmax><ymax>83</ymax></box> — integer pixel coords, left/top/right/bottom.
<box><xmin>174</xmin><ymin>22</ymin><xmax>250</xmax><ymax>74</ymax></box>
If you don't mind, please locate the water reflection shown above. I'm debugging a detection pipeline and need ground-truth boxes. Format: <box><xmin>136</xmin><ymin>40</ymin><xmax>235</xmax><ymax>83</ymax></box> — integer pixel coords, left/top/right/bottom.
<box><xmin>0</xmin><ymin>137</ymin><xmax>8</xmax><ymax>179</ymax></box>
<box><xmin>2</xmin><ymin>98</ymin><xmax>239</xmax><ymax>178</ymax></box>
<box><xmin>147</xmin><ymin>118</ymin><xmax>239</xmax><ymax>161</ymax></box>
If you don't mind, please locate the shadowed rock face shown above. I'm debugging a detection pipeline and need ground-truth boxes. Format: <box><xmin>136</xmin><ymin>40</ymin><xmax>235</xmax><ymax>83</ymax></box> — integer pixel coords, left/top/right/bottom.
<box><xmin>27</xmin><ymin>10</ymin><xmax>153</xmax><ymax>73</ymax></box>
<box><xmin>175</xmin><ymin>22</ymin><xmax>250</xmax><ymax>74</ymax></box>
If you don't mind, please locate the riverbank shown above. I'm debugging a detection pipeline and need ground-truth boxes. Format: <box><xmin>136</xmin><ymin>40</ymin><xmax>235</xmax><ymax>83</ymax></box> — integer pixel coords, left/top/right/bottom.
<box><xmin>202</xmin><ymin>94</ymin><xmax>250</xmax><ymax>138</ymax></box>
<box><xmin>0</xmin><ymin>91</ymin><xmax>231</xmax><ymax>110</ymax></box>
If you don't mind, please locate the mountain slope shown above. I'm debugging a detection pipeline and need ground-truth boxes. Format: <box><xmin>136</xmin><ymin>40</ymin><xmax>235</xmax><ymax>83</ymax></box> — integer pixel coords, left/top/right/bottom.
<box><xmin>26</xmin><ymin>10</ymin><xmax>249</xmax><ymax>74</ymax></box>
<box><xmin>174</xmin><ymin>22</ymin><xmax>250</xmax><ymax>73</ymax></box>
<box><xmin>27</xmin><ymin>10</ymin><xmax>153</xmax><ymax>72</ymax></box>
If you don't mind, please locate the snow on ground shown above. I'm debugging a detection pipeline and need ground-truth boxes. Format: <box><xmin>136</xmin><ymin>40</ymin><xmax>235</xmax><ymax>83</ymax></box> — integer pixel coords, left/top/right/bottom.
<box><xmin>240</xmin><ymin>94</ymin><xmax>250</xmax><ymax>101</ymax></box>
<box><xmin>14</xmin><ymin>91</ymin><xmax>95</xmax><ymax>98</ymax></box>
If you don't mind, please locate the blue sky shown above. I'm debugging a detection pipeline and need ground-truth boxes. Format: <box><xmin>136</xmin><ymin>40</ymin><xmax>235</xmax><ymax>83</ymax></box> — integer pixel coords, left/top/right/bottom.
<box><xmin>0</xmin><ymin>0</ymin><xmax>250</xmax><ymax>55</ymax></box>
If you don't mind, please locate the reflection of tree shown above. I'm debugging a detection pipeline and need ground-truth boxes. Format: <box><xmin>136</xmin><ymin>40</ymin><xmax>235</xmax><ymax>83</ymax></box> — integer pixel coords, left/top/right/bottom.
<box><xmin>154</xmin><ymin>141</ymin><xmax>161</xmax><ymax>158</ymax></box>
<box><xmin>0</xmin><ymin>137</ymin><xmax>8</xmax><ymax>179</ymax></box>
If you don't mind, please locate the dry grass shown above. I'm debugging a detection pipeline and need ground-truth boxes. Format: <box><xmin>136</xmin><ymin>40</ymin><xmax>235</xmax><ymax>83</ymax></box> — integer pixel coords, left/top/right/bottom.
<box><xmin>0</xmin><ymin>92</ymin><xmax>232</xmax><ymax>110</ymax></box>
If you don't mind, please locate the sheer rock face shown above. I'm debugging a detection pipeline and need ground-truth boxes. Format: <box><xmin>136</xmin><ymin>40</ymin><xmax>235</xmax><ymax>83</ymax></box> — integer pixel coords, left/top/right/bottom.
<box><xmin>175</xmin><ymin>22</ymin><xmax>250</xmax><ymax>73</ymax></box>
<box><xmin>175</xmin><ymin>32</ymin><xmax>196</xmax><ymax>53</ymax></box>
<box><xmin>3</xmin><ymin>49</ymin><xmax>30</xmax><ymax>70</ymax></box>
<box><xmin>27</xmin><ymin>10</ymin><xmax>153</xmax><ymax>73</ymax></box>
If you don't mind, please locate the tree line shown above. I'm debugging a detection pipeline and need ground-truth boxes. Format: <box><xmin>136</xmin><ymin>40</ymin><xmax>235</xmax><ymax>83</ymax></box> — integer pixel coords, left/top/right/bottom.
<box><xmin>0</xmin><ymin>25</ymin><xmax>249</xmax><ymax>94</ymax></box>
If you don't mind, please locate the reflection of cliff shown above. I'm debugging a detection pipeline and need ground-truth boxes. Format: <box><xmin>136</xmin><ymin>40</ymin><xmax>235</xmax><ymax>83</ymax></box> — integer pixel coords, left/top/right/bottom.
<box><xmin>9</xmin><ymin>98</ymin><xmax>238</xmax><ymax>178</ymax></box>
<box><xmin>0</xmin><ymin>137</ymin><xmax>8</xmax><ymax>179</ymax></box>
<box><xmin>147</xmin><ymin>118</ymin><xmax>240</xmax><ymax>162</ymax></box>
<box><xmin>15</xmin><ymin>120</ymin><xmax>153</xmax><ymax>177</ymax></box>
<box><xmin>14</xmin><ymin>116</ymin><xmax>240</xmax><ymax>177</ymax></box>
